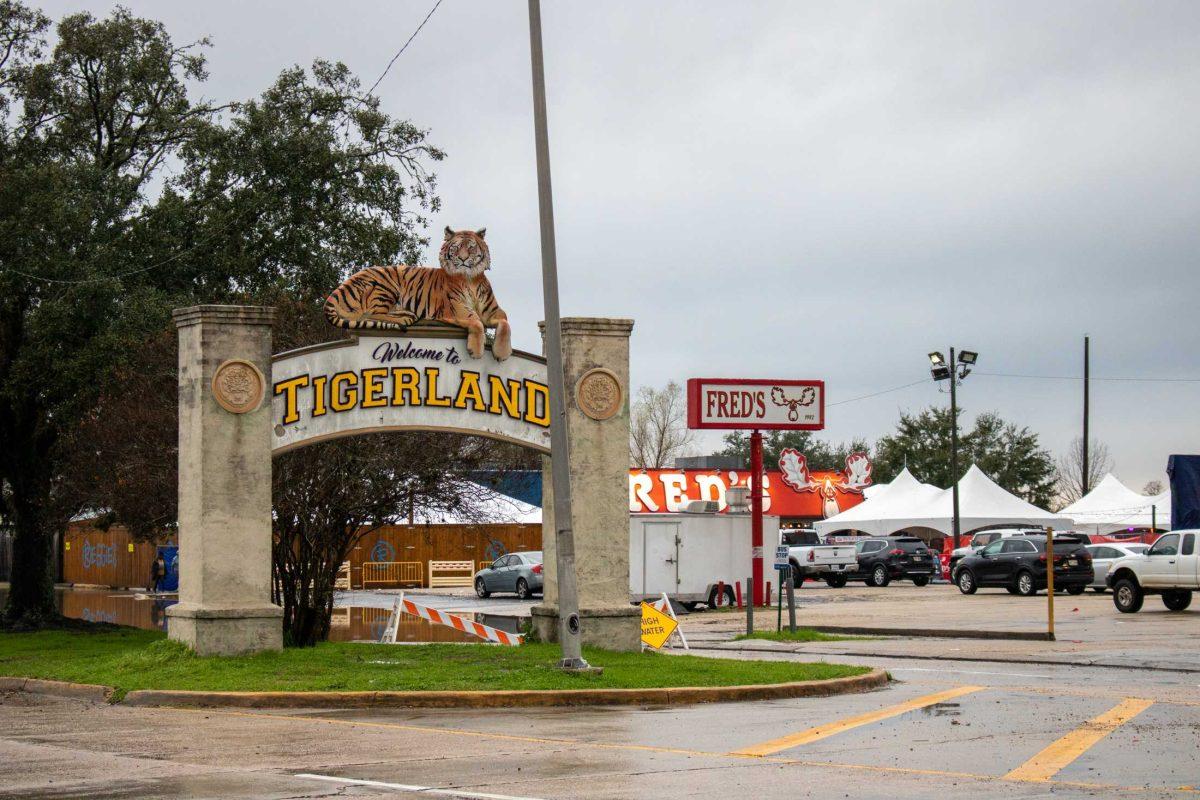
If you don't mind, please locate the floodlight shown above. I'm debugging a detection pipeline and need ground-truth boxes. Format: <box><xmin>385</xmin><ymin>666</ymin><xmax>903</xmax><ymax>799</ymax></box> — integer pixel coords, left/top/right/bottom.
<box><xmin>959</xmin><ymin>367</ymin><xmax>972</xmax><ymax>379</ymax></box>
<box><xmin>928</xmin><ymin>352</ymin><xmax>945</xmax><ymax>366</ymax></box>
<box><xmin>931</xmin><ymin>365</ymin><xmax>951</xmax><ymax>381</ymax></box>
<box><xmin>959</xmin><ymin>351</ymin><xmax>978</xmax><ymax>365</ymax></box>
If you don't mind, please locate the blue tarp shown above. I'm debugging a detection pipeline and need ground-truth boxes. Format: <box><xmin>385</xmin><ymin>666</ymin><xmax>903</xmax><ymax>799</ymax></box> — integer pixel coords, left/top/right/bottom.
<box><xmin>1167</xmin><ymin>455</ymin><xmax>1200</xmax><ymax>530</ymax></box>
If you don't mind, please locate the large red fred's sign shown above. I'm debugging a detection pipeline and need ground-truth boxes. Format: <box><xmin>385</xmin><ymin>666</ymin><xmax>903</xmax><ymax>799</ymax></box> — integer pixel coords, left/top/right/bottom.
<box><xmin>687</xmin><ymin>378</ymin><xmax>825</xmax><ymax>430</ymax></box>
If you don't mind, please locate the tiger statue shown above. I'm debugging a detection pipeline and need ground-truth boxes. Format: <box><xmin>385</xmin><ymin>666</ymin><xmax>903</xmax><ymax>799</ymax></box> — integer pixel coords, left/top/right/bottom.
<box><xmin>323</xmin><ymin>226</ymin><xmax>512</xmax><ymax>361</ymax></box>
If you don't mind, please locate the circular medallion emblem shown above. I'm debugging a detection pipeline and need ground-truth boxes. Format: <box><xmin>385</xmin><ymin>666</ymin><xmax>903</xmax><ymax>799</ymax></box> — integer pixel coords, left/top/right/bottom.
<box><xmin>211</xmin><ymin>359</ymin><xmax>265</xmax><ymax>414</ymax></box>
<box><xmin>576</xmin><ymin>367</ymin><xmax>622</xmax><ymax>421</ymax></box>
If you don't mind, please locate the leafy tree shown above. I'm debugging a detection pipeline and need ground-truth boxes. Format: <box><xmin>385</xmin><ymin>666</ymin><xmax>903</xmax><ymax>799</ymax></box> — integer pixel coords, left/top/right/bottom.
<box><xmin>1143</xmin><ymin>480</ymin><xmax>1164</xmax><ymax>496</ymax></box>
<box><xmin>1</xmin><ymin>4</ymin><xmax>445</xmax><ymax>628</ymax></box>
<box><xmin>719</xmin><ymin>430</ymin><xmax>871</xmax><ymax>472</ymax></box>
<box><xmin>873</xmin><ymin>406</ymin><xmax>1057</xmax><ymax>508</ymax></box>
<box><xmin>629</xmin><ymin>381</ymin><xmax>695</xmax><ymax>468</ymax></box>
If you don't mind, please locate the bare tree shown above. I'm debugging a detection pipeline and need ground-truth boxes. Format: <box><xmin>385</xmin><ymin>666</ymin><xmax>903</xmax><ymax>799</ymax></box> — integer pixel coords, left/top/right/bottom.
<box><xmin>1142</xmin><ymin>479</ymin><xmax>1164</xmax><ymax>496</ymax></box>
<box><xmin>630</xmin><ymin>381</ymin><xmax>695</xmax><ymax>469</ymax></box>
<box><xmin>1054</xmin><ymin>437</ymin><xmax>1113</xmax><ymax>507</ymax></box>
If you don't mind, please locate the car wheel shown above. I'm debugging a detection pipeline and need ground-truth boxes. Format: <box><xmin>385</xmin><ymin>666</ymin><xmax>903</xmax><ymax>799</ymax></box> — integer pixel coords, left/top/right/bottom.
<box><xmin>912</xmin><ymin>576</ymin><xmax>930</xmax><ymax>587</ymax></box>
<box><xmin>869</xmin><ymin>564</ymin><xmax>891</xmax><ymax>587</ymax></box>
<box><xmin>1015</xmin><ymin>571</ymin><xmax>1037</xmax><ymax>597</ymax></box>
<box><xmin>825</xmin><ymin>575</ymin><xmax>848</xmax><ymax>588</ymax></box>
<box><xmin>790</xmin><ymin>562</ymin><xmax>804</xmax><ymax>588</ymax></box>
<box><xmin>1163</xmin><ymin>589</ymin><xmax>1193</xmax><ymax>612</ymax></box>
<box><xmin>515</xmin><ymin>578</ymin><xmax>531</xmax><ymax>600</ymax></box>
<box><xmin>956</xmin><ymin>569</ymin><xmax>977</xmax><ymax>595</ymax></box>
<box><xmin>475</xmin><ymin>577</ymin><xmax>490</xmax><ymax>598</ymax></box>
<box><xmin>1092</xmin><ymin>587</ymin><xmax>1106</xmax><ymax>593</ymax></box>
<box><xmin>1066</xmin><ymin>585</ymin><xmax>1085</xmax><ymax>596</ymax></box>
<box><xmin>1113</xmin><ymin>578</ymin><xmax>1144</xmax><ymax>613</ymax></box>
<box><xmin>707</xmin><ymin>585</ymin><xmax>736</xmax><ymax>608</ymax></box>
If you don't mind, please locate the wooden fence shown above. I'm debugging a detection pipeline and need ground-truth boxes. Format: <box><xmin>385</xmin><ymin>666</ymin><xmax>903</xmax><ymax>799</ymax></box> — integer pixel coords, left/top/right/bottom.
<box><xmin>61</xmin><ymin>524</ymin><xmax>174</xmax><ymax>589</ymax></box>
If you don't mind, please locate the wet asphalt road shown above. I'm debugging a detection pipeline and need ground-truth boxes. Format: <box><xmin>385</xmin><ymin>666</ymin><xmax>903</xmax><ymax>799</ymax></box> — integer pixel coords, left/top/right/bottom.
<box><xmin>3</xmin><ymin>643</ymin><xmax>1200</xmax><ymax>799</ymax></box>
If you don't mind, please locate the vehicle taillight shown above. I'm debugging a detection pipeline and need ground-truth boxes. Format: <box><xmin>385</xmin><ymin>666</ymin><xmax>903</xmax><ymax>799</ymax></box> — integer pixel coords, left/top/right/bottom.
<box><xmin>889</xmin><ymin>548</ymin><xmax>904</xmax><ymax>556</ymax></box>
<box><xmin>531</xmin><ymin>564</ymin><xmax>543</xmax><ymax>575</ymax></box>
<box><xmin>807</xmin><ymin>550</ymin><xmax>815</xmax><ymax>562</ymax></box>
<box><xmin>1038</xmin><ymin>553</ymin><xmax>1048</xmax><ymax>562</ymax></box>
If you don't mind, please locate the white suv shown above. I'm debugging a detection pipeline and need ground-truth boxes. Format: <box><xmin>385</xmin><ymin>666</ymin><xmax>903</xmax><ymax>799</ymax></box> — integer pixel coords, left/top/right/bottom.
<box><xmin>1107</xmin><ymin>530</ymin><xmax>1198</xmax><ymax>613</ymax></box>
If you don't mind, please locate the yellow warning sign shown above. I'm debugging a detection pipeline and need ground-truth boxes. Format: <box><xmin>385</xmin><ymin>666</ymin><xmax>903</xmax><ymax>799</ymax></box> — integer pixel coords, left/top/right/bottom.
<box><xmin>640</xmin><ymin>601</ymin><xmax>679</xmax><ymax>649</ymax></box>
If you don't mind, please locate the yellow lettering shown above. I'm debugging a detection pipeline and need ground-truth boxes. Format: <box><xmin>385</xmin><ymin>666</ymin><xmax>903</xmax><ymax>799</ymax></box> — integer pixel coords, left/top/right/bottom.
<box><xmin>330</xmin><ymin>371</ymin><xmax>358</xmax><ymax>412</ymax></box>
<box><xmin>390</xmin><ymin>367</ymin><xmax>421</xmax><ymax>406</ymax></box>
<box><xmin>361</xmin><ymin>368</ymin><xmax>388</xmax><ymax>408</ymax></box>
<box><xmin>488</xmin><ymin>375</ymin><xmax>521</xmax><ymax>419</ymax></box>
<box><xmin>273</xmin><ymin>375</ymin><xmax>309</xmax><ymax>424</ymax></box>
<box><xmin>312</xmin><ymin>375</ymin><xmax>328</xmax><ymax>417</ymax></box>
<box><xmin>525</xmin><ymin>379</ymin><xmax>550</xmax><ymax>427</ymax></box>
<box><xmin>454</xmin><ymin>371</ymin><xmax>487</xmax><ymax>411</ymax></box>
<box><xmin>425</xmin><ymin>367</ymin><xmax>451</xmax><ymax>407</ymax></box>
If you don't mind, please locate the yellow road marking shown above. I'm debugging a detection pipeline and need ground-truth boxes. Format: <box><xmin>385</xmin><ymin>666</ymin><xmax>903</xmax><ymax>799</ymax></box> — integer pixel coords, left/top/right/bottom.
<box><xmin>159</xmin><ymin>704</ymin><xmax>1195</xmax><ymax>796</ymax></box>
<box><xmin>1004</xmin><ymin>697</ymin><xmax>1154</xmax><ymax>781</ymax></box>
<box><xmin>730</xmin><ymin>685</ymin><xmax>985</xmax><ymax>757</ymax></box>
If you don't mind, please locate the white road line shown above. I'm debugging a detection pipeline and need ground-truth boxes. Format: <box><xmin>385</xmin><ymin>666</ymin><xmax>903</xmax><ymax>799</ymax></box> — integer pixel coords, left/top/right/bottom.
<box><xmin>294</xmin><ymin>772</ymin><xmax>549</xmax><ymax>800</ymax></box>
<box><xmin>890</xmin><ymin>667</ymin><xmax>1054</xmax><ymax>679</ymax></box>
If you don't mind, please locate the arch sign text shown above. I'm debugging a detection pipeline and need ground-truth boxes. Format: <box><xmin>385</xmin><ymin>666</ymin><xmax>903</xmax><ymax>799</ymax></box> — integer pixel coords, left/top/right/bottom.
<box><xmin>271</xmin><ymin>330</ymin><xmax>551</xmax><ymax>454</ymax></box>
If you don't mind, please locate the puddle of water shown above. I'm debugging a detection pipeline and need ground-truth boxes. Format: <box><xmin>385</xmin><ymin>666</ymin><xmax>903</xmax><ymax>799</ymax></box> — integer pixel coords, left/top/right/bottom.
<box><xmin>0</xmin><ymin>587</ymin><xmax>527</xmax><ymax>644</ymax></box>
<box><xmin>921</xmin><ymin>702</ymin><xmax>963</xmax><ymax>717</ymax></box>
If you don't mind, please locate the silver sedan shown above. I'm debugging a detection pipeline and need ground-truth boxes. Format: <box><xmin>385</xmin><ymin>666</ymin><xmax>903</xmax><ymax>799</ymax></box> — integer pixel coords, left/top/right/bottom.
<box><xmin>474</xmin><ymin>551</ymin><xmax>544</xmax><ymax>599</ymax></box>
<box><xmin>1085</xmin><ymin>543</ymin><xmax>1149</xmax><ymax>591</ymax></box>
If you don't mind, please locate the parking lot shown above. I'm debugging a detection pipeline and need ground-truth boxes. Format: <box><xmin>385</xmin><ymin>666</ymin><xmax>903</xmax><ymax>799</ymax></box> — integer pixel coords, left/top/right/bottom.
<box><xmin>4</xmin><ymin>582</ymin><xmax>1199</xmax><ymax>798</ymax></box>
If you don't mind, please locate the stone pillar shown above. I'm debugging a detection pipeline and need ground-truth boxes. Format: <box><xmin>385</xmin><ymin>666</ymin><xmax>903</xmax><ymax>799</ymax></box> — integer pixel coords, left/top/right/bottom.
<box><xmin>166</xmin><ymin>305</ymin><xmax>282</xmax><ymax>656</ymax></box>
<box><xmin>532</xmin><ymin>318</ymin><xmax>639</xmax><ymax>651</ymax></box>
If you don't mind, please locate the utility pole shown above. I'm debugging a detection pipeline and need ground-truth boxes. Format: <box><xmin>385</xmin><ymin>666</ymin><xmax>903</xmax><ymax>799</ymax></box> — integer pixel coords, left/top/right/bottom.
<box><xmin>527</xmin><ymin>0</ymin><xmax>588</xmax><ymax>670</ymax></box>
<box><xmin>1082</xmin><ymin>335</ymin><xmax>1090</xmax><ymax>496</ymax></box>
<box><xmin>949</xmin><ymin>347</ymin><xmax>961</xmax><ymax>552</ymax></box>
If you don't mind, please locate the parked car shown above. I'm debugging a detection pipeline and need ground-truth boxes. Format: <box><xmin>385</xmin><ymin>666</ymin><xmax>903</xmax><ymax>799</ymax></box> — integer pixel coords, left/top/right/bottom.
<box><xmin>475</xmin><ymin>551</ymin><xmax>543</xmax><ymax>599</ymax></box>
<box><xmin>1106</xmin><ymin>530</ymin><xmax>1199</xmax><ymax>613</ymax></box>
<box><xmin>845</xmin><ymin>537</ymin><xmax>936</xmax><ymax>587</ymax></box>
<box><xmin>1085</xmin><ymin>543</ymin><xmax>1149</xmax><ymax>592</ymax></box>
<box><xmin>954</xmin><ymin>534</ymin><xmax>1092</xmax><ymax>596</ymax></box>
<box><xmin>781</xmin><ymin>528</ymin><xmax>858</xmax><ymax>588</ymax></box>
<box><xmin>947</xmin><ymin>528</ymin><xmax>1055</xmax><ymax>576</ymax></box>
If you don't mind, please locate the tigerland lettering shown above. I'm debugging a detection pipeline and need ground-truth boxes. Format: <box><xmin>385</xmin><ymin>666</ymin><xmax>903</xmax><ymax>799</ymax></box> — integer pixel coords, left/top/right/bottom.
<box><xmin>273</xmin><ymin>367</ymin><xmax>550</xmax><ymax>428</ymax></box>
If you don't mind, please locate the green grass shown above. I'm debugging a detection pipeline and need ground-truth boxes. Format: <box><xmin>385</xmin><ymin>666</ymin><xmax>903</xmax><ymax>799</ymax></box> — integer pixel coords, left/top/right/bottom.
<box><xmin>735</xmin><ymin>628</ymin><xmax>868</xmax><ymax>643</ymax></box>
<box><xmin>0</xmin><ymin>628</ymin><xmax>868</xmax><ymax>696</ymax></box>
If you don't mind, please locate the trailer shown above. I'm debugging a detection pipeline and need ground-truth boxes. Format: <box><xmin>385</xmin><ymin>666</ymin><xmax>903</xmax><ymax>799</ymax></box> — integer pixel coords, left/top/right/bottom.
<box><xmin>629</xmin><ymin>511</ymin><xmax>779</xmax><ymax>608</ymax></box>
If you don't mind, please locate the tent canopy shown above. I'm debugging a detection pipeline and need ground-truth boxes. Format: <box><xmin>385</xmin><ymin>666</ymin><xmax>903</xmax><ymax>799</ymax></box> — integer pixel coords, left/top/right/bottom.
<box><xmin>815</xmin><ymin>464</ymin><xmax>1071</xmax><ymax>538</ymax></box>
<box><xmin>1059</xmin><ymin>473</ymin><xmax>1169</xmax><ymax>534</ymax></box>
<box><xmin>412</xmin><ymin>484</ymin><xmax>542</xmax><ymax>525</ymax></box>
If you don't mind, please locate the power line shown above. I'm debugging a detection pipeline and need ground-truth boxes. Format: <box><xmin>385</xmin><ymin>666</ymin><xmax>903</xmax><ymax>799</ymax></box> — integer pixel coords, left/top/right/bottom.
<box><xmin>367</xmin><ymin>0</ymin><xmax>445</xmax><ymax>97</ymax></box>
<box><xmin>976</xmin><ymin>371</ymin><xmax>1200</xmax><ymax>384</ymax></box>
<box><xmin>827</xmin><ymin>379</ymin><xmax>929</xmax><ymax>407</ymax></box>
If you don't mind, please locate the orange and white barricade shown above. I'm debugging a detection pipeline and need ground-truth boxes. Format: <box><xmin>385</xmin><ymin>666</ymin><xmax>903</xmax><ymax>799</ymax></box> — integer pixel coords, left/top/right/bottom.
<box><xmin>381</xmin><ymin>594</ymin><xmax>523</xmax><ymax>646</ymax></box>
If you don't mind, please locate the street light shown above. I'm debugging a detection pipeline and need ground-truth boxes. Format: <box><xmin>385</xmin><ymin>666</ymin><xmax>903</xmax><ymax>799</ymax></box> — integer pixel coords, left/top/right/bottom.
<box><xmin>928</xmin><ymin>347</ymin><xmax>979</xmax><ymax>553</ymax></box>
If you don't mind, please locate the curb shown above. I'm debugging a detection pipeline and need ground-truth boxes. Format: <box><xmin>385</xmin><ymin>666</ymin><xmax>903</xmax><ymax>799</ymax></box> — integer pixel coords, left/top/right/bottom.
<box><xmin>804</xmin><ymin>625</ymin><xmax>1053</xmax><ymax>641</ymax></box>
<box><xmin>0</xmin><ymin>676</ymin><xmax>114</xmax><ymax>703</ymax></box>
<box><xmin>1</xmin><ymin>670</ymin><xmax>888</xmax><ymax>709</ymax></box>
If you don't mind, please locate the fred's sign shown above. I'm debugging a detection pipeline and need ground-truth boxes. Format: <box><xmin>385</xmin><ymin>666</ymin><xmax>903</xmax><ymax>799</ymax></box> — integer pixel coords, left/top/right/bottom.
<box><xmin>686</xmin><ymin>378</ymin><xmax>824</xmax><ymax>430</ymax></box>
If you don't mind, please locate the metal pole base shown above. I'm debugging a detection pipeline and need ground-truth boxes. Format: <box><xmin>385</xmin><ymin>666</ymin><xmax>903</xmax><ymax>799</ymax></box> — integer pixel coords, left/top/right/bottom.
<box><xmin>557</xmin><ymin>658</ymin><xmax>603</xmax><ymax>675</ymax></box>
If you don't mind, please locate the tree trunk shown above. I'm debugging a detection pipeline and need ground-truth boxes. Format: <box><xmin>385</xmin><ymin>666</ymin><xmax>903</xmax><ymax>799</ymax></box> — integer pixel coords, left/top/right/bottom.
<box><xmin>2</xmin><ymin>436</ymin><xmax>60</xmax><ymax>628</ymax></box>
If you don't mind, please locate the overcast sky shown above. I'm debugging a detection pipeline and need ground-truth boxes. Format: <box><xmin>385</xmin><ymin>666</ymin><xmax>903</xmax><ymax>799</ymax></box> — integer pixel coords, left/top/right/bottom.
<box><xmin>40</xmin><ymin>0</ymin><xmax>1200</xmax><ymax>490</ymax></box>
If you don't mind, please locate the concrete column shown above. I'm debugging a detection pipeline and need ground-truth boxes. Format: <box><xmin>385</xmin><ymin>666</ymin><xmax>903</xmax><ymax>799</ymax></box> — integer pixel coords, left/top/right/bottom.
<box><xmin>166</xmin><ymin>305</ymin><xmax>282</xmax><ymax>655</ymax></box>
<box><xmin>532</xmin><ymin>317</ymin><xmax>639</xmax><ymax>651</ymax></box>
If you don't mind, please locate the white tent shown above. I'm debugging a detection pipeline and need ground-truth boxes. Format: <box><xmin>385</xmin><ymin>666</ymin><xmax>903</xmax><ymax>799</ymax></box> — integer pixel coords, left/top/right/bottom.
<box><xmin>411</xmin><ymin>484</ymin><xmax>542</xmax><ymax>525</ymax></box>
<box><xmin>1059</xmin><ymin>474</ymin><xmax>1170</xmax><ymax>535</ymax></box>
<box><xmin>815</xmin><ymin>464</ymin><xmax>1071</xmax><ymax>538</ymax></box>
<box><xmin>812</xmin><ymin>468</ymin><xmax>943</xmax><ymax>537</ymax></box>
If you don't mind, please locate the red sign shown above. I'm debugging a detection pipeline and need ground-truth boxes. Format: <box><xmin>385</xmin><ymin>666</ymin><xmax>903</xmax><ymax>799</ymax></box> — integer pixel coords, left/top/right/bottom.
<box><xmin>629</xmin><ymin>453</ymin><xmax>871</xmax><ymax>519</ymax></box>
<box><xmin>686</xmin><ymin>378</ymin><xmax>825</xmax><ymax>430</ymax></box>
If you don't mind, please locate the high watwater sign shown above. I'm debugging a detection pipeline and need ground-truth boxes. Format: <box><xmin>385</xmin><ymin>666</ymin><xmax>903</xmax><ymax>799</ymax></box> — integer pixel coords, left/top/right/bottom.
<box><xmin>686</xmin><ymin>378</ymin><xmax>825</xmax><ymax>607</ymax></box>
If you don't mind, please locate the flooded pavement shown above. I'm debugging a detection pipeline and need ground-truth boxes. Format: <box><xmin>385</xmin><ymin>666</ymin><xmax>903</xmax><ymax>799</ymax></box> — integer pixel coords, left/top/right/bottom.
<box><xmin>0</xmin><ymin>586</ymin><xmax>528</xmax><ymax>644</ymax></box>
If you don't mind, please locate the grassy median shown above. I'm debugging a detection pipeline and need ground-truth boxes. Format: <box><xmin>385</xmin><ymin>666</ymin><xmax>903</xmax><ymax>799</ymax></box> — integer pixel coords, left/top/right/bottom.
<box><xmin>0</xmin><ymin>628</ymin><xmax>868</xmax><ymax>697</ymax></box>
<box><xmin>735</xmin><ymin>629</ymin><xmax>869</xmax><ymax>643</ymax></box>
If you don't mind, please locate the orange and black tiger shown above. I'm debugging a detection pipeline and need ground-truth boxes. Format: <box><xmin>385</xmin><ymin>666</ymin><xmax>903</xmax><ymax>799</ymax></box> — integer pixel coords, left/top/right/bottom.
<box><xmin>323</xmin><ymin>227</ymin><xmax>512</xmax><ymax>360</ymax></box>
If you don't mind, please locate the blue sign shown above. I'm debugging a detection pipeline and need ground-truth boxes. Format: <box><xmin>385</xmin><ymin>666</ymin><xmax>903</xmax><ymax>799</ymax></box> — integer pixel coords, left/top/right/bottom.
<box><xmin>370</xmin><ymin>540</ymin><xmax>397</xmax><ymax>562</ymax></box>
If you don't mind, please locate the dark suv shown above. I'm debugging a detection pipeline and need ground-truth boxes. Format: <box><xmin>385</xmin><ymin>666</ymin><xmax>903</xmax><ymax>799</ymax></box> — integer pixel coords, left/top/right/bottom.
<box><xmin>847</xmin><ymin>537</ymin><xmax>936</xmax><ymax>587</ymax></box>
<box><xmin>954</xmin><ymin>534</ymin><xmax>1092</xmax><ymax>596</ymax></box>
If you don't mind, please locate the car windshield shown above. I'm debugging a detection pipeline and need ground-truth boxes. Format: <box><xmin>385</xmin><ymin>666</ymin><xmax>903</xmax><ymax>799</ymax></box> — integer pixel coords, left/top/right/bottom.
<box><xmin>521</xmin><ymin>551</ymin><xmax>543</xmax><ymax>564</ymax></box>
<box><xmin>1029</xmin><ymin>537</ymin><xmax>1088</xmax><ymax>552</ymax></box>
<box><xmin>896</xmin><ymin>540</ymin><xmax>926</xmax><ymax>552</ymax></box>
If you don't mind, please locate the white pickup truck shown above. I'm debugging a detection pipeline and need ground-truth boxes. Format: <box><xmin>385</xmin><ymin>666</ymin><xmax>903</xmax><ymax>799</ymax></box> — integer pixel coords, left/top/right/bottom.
<box><xmin>1106</xmin><ymin>529</ymin><xmax>1199</xmax><ymax>613</ymax></box>
<box><xmin>781</xmin><ymin>529</ymin><xmax>859</xmax><ymax>588</ymax></box>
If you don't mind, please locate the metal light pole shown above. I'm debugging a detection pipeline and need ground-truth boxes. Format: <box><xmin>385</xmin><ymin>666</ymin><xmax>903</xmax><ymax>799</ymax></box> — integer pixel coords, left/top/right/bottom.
<box><xmin>929</xmin><ymin>349</ymin><xmax>978</xmax><ymax>552</ymax></box>
<box><xmin>527</xmin><ymin>0</ymin><xmax>588</xmax><ymax>670</ymax></box>
<box><xmin>1082</xmin><ymin>335</ymin><xmax>1090</xmax><ymax>496</ymax></box>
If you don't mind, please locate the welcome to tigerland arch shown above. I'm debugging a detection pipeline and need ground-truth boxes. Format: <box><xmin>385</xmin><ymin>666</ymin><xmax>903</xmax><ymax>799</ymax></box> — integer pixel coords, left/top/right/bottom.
<box><xmin>167</xmin><ymin>306</ymin><xmax>636</xmax><ymax>656</ymax></box>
